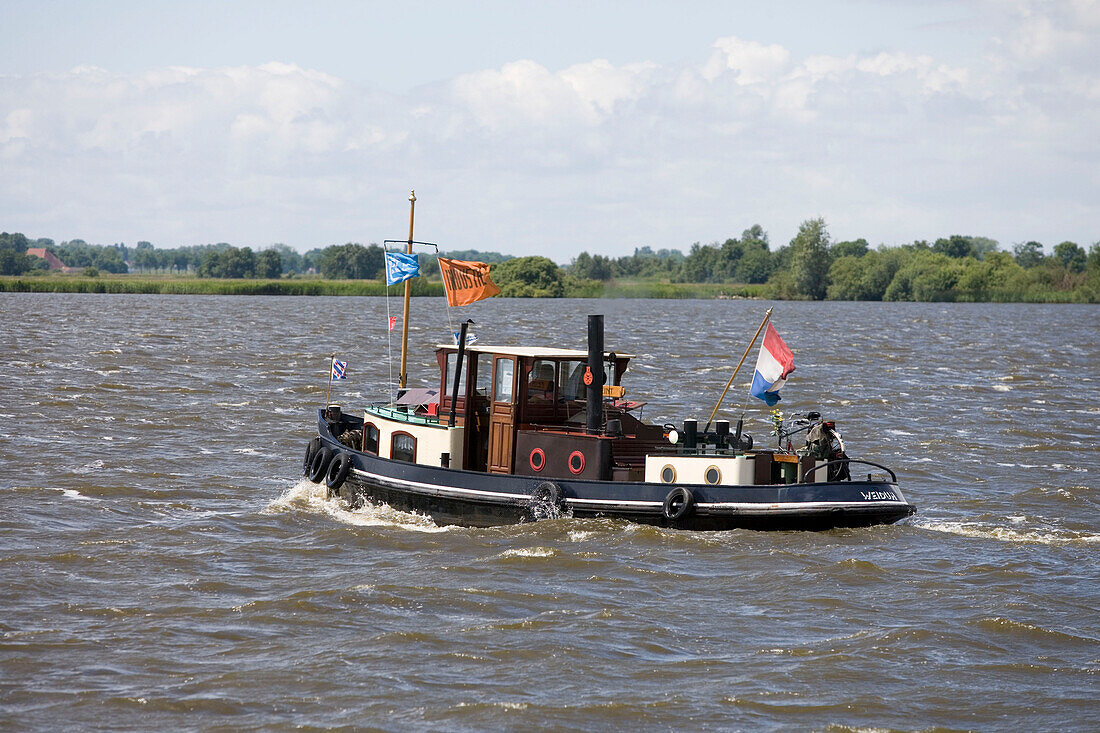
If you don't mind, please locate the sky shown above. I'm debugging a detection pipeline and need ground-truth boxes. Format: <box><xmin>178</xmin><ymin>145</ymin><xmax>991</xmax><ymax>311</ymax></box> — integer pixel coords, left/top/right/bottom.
<box><xmin>1</xmin><ymin>0</ymin><xmax>1097</xmax><ymax>260</ymax></box>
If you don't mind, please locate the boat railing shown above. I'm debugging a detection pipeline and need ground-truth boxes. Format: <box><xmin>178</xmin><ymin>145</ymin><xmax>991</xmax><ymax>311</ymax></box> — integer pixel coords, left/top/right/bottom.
<box><xmin>366</xmin><ymin>403</ymin><xmax>444</xmax><ymax>428</ymax></box>
<box><xmin>802</xmin><ymin>459</ymin><xmax>897</xmax><ymax>483</ymax></box>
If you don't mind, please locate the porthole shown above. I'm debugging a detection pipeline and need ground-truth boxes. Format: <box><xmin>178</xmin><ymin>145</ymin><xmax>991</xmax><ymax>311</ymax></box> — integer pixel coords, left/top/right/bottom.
<box><xmin>704</xmin><ymin>465</ymin><xmax>721</xmax><ymax>485</ymax></box>
<box><xmin>530</xmin><ymin>447</ymin><xmax>546</xmax><ymax>472</ymax></box>
<box><xmin>660</xmin><ymin>465</ymin><xmax>676</xmax><ymax>483</ymax></box>
<box><xmin>568</xmin><ymin>450</ymin><xmax>585</xmax><ymax>475</ymax></box>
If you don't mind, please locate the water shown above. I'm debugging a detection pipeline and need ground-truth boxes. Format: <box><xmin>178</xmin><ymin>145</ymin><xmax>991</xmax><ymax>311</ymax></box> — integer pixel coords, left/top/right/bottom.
<box><xmin>1</xmin><ymin>294</ymin><xmax>1098</xmax><ymax>731</ymax></box>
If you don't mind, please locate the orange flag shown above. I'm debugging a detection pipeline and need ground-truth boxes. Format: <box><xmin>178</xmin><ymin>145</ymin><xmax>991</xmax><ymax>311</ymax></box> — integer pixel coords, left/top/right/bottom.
<box><xmin>438</xmin><ymin>257</ymin><xmax>501</xmax><ymax>307</ymax></box>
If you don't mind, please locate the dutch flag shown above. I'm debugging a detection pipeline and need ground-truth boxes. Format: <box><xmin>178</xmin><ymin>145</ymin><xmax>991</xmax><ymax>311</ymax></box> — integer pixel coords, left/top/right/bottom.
<box><xmin>749</xmin><ymin>323</ymin><xmax>794</xmax><ymax>406</ymax></box>
<box><xmin>331</xmin><ymin>358</ymin><xmax>347</xmax><ymax>380</ymax></box>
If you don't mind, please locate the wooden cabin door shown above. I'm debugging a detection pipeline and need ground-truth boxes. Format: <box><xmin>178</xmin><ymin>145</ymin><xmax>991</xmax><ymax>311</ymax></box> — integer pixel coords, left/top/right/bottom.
<box><xmin>488</xmin><ymin>356</ymin><xmax>517</xmax><ymax>473</ymax></box>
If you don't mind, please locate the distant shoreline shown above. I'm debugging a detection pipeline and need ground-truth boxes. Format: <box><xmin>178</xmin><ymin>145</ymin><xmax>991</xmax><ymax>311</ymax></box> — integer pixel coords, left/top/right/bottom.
<box><xmin>0</xmin><ymin>275</ymin><xmax>764</xmax><ymax>300</ymax></box>
<box><xmin>0</xmin><ymin>275</ymin><xmax>444</xmax><ymax>297</ymax></box>
<box><xmin>0</xmin><ymin>275</ymin><xmax>1094</xmax><ymax>302</ymax></box>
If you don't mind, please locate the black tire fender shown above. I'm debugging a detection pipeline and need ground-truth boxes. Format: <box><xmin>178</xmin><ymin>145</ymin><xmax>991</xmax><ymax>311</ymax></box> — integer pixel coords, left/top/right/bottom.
<box><xmin>527</xmin><ymin>481</ymin><xmax>563</xmax><ymax>520</ymax></box>
<box><xmin>663</xmin><ymin>487</ymin><xmax>694</xmax><ymax>520</ymax></box>
<box><xmin>531</xmin><ymin>481</ymin><xmax>561</xmax><ymax>507</ymax></box>
<box><xmin>308</xmin><ymin>446</ymin><xmax>333</xmax><ymax>484</ymax></box>
<box><xmin>303</xmin><ymin>437</ymin><xmax>321</xmax><ymax>477</ymax></box>
<box><xmin>326</xmin><ymin>452</ymin><xmax>352</xmax><ymax>491</ymax></box>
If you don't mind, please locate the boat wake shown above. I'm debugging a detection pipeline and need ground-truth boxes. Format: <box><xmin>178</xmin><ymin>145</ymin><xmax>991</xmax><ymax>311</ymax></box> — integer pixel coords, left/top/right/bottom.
<box><xmin>913</xmin><ymin>518</ymin><xmax>1100</xmax><ymax>546</ymax></box>
<box><xmin>265</xmin><ymin>479</ymin><xmax>451</xmax><ymax>533</ymax></box>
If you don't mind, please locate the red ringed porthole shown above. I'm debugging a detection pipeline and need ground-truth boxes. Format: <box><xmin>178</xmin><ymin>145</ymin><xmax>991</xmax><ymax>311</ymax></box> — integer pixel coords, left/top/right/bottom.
<box><xmin>530</xmin><ymin>447</ymin><xmax>546</xmax><ymax>472</ymax></box>
<box><xmin>568</xmin><ymin>450</ymin><xmax>585</xmax><ymax>475</ymax></box>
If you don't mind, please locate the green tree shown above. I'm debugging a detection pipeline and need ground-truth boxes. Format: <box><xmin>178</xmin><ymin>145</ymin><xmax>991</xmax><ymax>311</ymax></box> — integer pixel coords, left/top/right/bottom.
<box><xmin>1052</xmin><ymin>241</ymin><xmax>1086</xmax><ymax>273</ymax></box>
<box><xmin>0</xmin><ymin>249</ymin><xmax>36</xmax><ymax>275</ymax></box>
<box><xmin>1087</xmin><ymin>243</ymin><xmax>1100</xmax><ymax>273</ymax></box>
<box><xmin>832</xmin><ymin>238</ymin><xmax>869</xmax><ymax>259</ymax></box>
<box><xmin>884</xmin><ymin>252</ymin><xmax>961</xmax><ymax>301</ymax></box>
<box><xmin>0</xmin><ymin>232</ymin><xmax>30</xmax><ymax>253</ymax></box>
<box><xmin>268</xmin><ymin>244</ymin><xmax>303</xmax><ymax>275</ymax></box>
<box><xmin>933</xmin><ymin>235</ymin><xmax>975</xmax><ymax>259</ymax></box>
<box><xmin>955</xmin><ymin>251</ymin><xmax>1022</xmax><ymax>299</ymax></box>
<box><xmin>257</xmin><ymin>249</ymin><xmax>283</xmax><ymax>279</ymax></box>
<box><xmin>319</xmin><ymin>243</ymin><xmax>384</xmax><ymax>279</ymax></box>
<box><xmin>825</xmin><ymin>250</ymin><xmax>900</xmax><ymax>301</ymax></box>
<box><xmin>571</xmin><ymin>252</ymin><xmax>612</xmax><ymax>280</ymax></box>
<box><xmin>969</xmin><ymin>237</ymin><xmax>1000</xmax><ymax>259</ymax></box>
<box><xmin>735</xmin><ymin>247</ymin><xmax>775</xmax><ymax>283</ymax></box>
<box><xmin>789</xmin><ymin>218</ymin><xmax>832</xmax><ymax>299</ymax></box>
<box><xmin>825</xmin><ymin>256</ymin><xmax>866</xmax><ymax>300</ymax></box>
<box><xmin>197</xmin><ymin>246</ymin><xmax>255</xmax><ymax>278</ymax></box>
<box><xmin>679</xmin><ymin>242</ymin><xmax>723</xmax><ymax>283</ymax></box>
<box><xmin>492</xmin><ymin>256</ymin><xmax>565</xmax><ymax>297</ymax></box>
<box><xmin>1013</xmin><ymin>241</ymin><xmax>1045</xmax><ymax>268</ymax></box>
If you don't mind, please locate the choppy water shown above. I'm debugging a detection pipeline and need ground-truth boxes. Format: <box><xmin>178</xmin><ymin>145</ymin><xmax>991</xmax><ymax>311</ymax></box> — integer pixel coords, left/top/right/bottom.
<box><xmin>1</xmin><ymin>293</ymin><xmax>1098</xmax><ymax>731</ymax></box>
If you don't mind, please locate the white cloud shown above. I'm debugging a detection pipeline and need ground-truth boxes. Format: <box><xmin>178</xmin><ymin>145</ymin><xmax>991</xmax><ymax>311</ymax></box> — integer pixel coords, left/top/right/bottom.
<box><xmin>705</xmin><ymin>37</ymin><xmax>791</xmax><ymax>84</ymax></box>
<box><xmin>0</xmin><ymin>14</ymin><xmax>1097</xmax><ymax>257</ymax></box>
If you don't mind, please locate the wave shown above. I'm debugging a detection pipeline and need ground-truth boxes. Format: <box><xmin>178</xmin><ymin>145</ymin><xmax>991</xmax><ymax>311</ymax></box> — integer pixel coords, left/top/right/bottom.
<box><xmin>263</xmin><ymin>479</ymin><xmax>449</xmax><ymax>533</ymax></box>
<box><xmin>914</xmin><ymin>518</ymin><xmax>1100</xmax><ymax>546</ymax></box>
<box><xmin>975</xmin><ymin>616</ymin><xmax>1098</xmax><ymax>644</ymax></box>
<box><xmin>494</xmin><ymin>547</ymin><xmax>557</xmax><ymax>560</ymax></box>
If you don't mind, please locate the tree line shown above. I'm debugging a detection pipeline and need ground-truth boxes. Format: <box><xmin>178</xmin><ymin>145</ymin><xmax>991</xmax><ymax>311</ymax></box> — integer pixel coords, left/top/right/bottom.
<box><xmin>567</xmin><ymin>220</ymin><xmax>1099</xmax><ymax>302</ymax></box>
<box><xmin>3</xmin><ymin>224</ymin><xmax>1098</xmax><ymax>302</ymax></box>
<box><xmin>0</xmin><ymin>233</ymin><xmax>513</xmax><ymax>280</ymax></box>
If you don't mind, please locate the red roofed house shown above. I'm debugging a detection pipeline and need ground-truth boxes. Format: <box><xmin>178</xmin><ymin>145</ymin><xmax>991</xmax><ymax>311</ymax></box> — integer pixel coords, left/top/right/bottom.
<box><xmin>26</xmin><ymin>248</ymin><xmax>75</xmax><ymax>273</ymax></box>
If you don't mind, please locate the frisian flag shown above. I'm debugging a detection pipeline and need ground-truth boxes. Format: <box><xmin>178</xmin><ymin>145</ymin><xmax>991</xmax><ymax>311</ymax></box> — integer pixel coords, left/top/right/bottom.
<box><xmin>438</xmin><ymin>257</ymin><xmax>501</xmax><ymax>307</ymax></box>
<box><xmin>331</xmin><ymin>358</ymin><xmax>347</xmax><ymax>380</ymax></box>
<box><xmin>749</xmin><ymin>323</ymin><xmax>794</xmax><ymax>406</ymax></box>
<box><xmin>384</xmin><ymin>251</ymin><xmax>420</xmax><ymax>286</ymax></box>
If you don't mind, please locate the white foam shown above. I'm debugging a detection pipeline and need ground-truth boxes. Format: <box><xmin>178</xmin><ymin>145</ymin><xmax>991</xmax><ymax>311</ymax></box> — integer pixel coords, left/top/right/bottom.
<box><xmin>76</xmin><ymin>460</ymin><xmax>104</xmax><ymax>474</ymax></box>
<box><xmin>264</xmin><ymin>479</ymin><xmax>449</xmax><ymax>532</ymax></box>
<box><xmin>496</xmin><ymin>547</ymin><xmax>556</xmax><ymax>559</ymax></box>
<box><xmin>61</xmin><ymin>489</ymin><xmax>94</xmax><ymax>501</ymax></box>
<box><xmin>916</xmin><ymin>519</ymin><xmax>1100</xmax><ymax>546</ymax></box>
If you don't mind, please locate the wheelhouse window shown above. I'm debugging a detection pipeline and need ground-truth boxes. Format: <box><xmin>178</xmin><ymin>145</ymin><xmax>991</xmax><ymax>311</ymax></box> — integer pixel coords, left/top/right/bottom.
<box><xmin>494</xmin><ymin>358</ymin><xmax>515</xmax><ymax>403</ymax></box>
<box><xmin>444</xmin><ymin>353</ymin><xmax>467</xmax><ymax>397</ymax></box>
<box><xmin>474</xmin><ymin>354</ymin><xmax>493</xmax><ymax>399</ymax></box>
<box><xmin>362</xmin><ymin>422</ymin><xmax>379</xmax><ymax>454</ymax></box>
<box><xmin>391</xmin><ymin>432</ymin><xmax>416</xmax><ymax>463</ymax></box>
<box><xmin>559</xmin><ymin>359</ymin><xmax>587</xmax><ymax>401</ymax></box>
<box><xmin>527</xmin><ymin>359</ymin><xmax>556</xmax><ymax>404</ymax></box>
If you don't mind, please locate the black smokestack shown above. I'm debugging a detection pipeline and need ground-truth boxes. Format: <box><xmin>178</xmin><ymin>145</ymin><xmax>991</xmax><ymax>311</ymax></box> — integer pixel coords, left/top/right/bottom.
<box><xmin>586</xmin><ymin>314</ymin><xmax>605</xmax><ymax>435</ymax></box>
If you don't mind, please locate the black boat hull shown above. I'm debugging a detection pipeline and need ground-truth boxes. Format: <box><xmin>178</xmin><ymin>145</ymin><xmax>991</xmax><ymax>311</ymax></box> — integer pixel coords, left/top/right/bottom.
<box><xmin>314</xmin><ymin>416</ymin><xmax>916</xmax><ymax>532</ymax></box>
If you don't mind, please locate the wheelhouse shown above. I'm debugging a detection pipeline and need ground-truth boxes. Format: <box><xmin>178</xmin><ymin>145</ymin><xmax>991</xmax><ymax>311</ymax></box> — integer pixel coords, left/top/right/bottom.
<box><xmin>432</xmin><ymin>344</ymin><xmax>663</xmax><ymax>479</ymax></box>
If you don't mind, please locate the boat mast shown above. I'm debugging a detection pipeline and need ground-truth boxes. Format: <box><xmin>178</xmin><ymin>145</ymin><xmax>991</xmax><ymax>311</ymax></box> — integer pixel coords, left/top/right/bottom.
<box><xmin>703</xmin><ymin>307</ymin><xmax>772</xmax><ymax>433</ymax></box>
<box><xmin>398</xmin><ymin>190</ymin><xmax>416</xmax><ymax>391</ymax></box>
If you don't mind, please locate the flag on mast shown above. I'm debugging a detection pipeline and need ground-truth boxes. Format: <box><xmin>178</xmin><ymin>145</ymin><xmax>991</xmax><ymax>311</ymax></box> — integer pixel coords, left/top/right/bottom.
<box><xmin>331</xmin><ymin>358</ymin><xmax>347</xmax><ymax>380</ymax></box>
<box><xmin>384</xmin><ymin>251</ymin><xmax>420</xmax><ymax>286</ymax></box>
<box><xmin>438</xmin><ymin>257</ymin><xmax>500</xmax><ymax>306</ymax></box>
<box><xmin>749</xmin><ymin>323</ymin><xmax>794</xmax><ymax>406</ymax></box>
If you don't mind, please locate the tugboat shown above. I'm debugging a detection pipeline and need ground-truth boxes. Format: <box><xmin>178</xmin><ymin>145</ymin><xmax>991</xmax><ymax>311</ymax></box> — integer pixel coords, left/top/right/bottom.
<box><xmin>300</xmin><ymin>195</ymin><xmax>916</xmax><ymax>531</ymax></box>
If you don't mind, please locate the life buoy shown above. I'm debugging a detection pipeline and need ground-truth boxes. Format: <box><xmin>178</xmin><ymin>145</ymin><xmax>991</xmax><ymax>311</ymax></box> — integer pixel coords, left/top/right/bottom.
<box><xmin>308</xmin><ymin>446</ymin><xmax>333</xmax><ymax>483</ymax></box>
<box><xmin>663</xmin><ymin>487</ymin><xmax>694</xmax><ymax>520</ymax></box>
<box><xmin>326</xmin><ymin>452</ymin><xmax>352</xmax><ymax>491</ymax></box>
<box><xmin>303</xmin><ymin>437</ymin><xmax>321</xmax><ymax>477</ymax></box>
